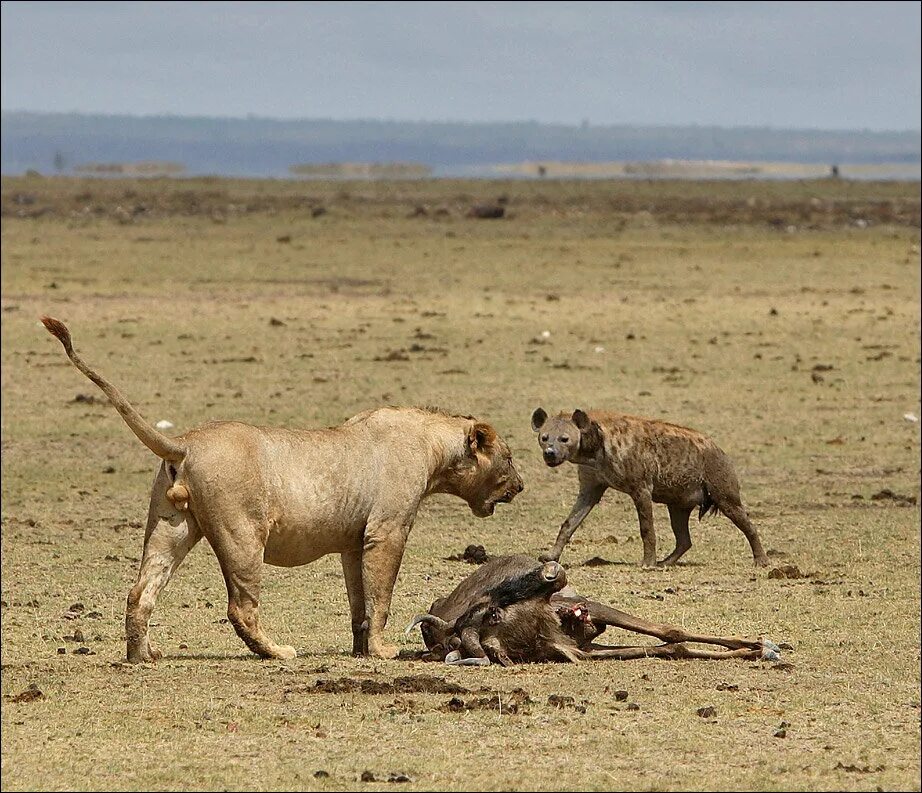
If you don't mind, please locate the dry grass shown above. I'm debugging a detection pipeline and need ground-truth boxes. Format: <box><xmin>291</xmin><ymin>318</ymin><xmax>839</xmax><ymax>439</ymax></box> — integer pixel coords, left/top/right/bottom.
<box><xmin>1</xmin><ymin>176</ymin><xmax>920</xmax><ymax>791</ymax></box>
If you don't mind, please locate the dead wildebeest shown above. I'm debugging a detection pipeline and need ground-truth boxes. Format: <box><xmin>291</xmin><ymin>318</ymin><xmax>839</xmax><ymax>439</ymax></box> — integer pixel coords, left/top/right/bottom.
<box><xmin>531</xmin><ymin>408</ymin><xmax>770</xmax><ymax>568</ymax></box>
<box><xmin>407</xmin><ymin>555</ymin><xmax>780</xmax><ymax>666</ymax></box>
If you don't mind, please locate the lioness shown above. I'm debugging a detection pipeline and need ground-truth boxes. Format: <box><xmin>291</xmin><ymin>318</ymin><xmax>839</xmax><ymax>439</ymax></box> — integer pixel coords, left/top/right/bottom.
<box><xmin>41</xmin><ymin>317</ymin><xmax>524</xmax><ymax>662</ymax></box>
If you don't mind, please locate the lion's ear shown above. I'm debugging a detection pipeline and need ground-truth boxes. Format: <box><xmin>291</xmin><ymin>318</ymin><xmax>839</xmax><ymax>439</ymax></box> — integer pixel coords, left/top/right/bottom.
<box><xmin>467</xmin><ymin>422</ymin><xmax>496</xmax><ymax>453</ymax></box>
<box><xmin>572</xmin><ymin>409</ymin><xmax>592</xmax><ymax>431</ymax></box>
<box><xmin>531</xmin><ymin>408</ymin><xmax>548</xmax><ymax>431</ymax></box>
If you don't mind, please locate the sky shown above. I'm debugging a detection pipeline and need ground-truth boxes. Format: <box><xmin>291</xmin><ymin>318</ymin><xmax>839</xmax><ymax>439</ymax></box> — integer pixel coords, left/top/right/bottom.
<box><xmin>1</xmin><ymin>1</ymin><xmax>920</xmax><ymax>131</ymax></box>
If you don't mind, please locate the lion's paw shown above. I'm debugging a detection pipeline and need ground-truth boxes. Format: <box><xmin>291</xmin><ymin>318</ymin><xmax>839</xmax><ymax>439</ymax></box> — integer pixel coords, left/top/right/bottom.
<box><xmin>273</xmin><ymin>645</ymin><xmax>297</xmax><ymax>660</ymax></box>
<box><xmin>369</xmin><ymin>643</ymin><xmax>399</xmax><ymax>660</ymax></box>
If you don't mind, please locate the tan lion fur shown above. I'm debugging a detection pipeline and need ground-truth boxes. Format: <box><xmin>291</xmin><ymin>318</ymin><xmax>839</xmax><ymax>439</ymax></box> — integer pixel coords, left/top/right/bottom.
<box><xmin>41</xmin><ymin>316</ymin><xmax>524</xmax><ymax>662</ymax></box>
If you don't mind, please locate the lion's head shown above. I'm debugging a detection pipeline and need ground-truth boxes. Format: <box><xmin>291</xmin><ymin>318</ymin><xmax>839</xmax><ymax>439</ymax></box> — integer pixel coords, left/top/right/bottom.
<box><xmin>450</xmin><ymin>422</ymin><xmax>524</xmax><ymax>518</ymax></box>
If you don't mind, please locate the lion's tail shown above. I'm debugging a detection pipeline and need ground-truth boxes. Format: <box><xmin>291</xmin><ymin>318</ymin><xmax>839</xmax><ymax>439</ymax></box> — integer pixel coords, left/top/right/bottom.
<box><xmin>41</xmin><ymin>316</ymin><xmax>186</xmax><ymax>463</ymax></box>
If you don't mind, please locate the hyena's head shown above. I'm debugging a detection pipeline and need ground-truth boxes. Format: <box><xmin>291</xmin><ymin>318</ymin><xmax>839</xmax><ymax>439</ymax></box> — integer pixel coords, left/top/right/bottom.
<box><xmin>531</xmin><ymin>408</ymin><xmax>602</xmax><ymax>467</ymax></box>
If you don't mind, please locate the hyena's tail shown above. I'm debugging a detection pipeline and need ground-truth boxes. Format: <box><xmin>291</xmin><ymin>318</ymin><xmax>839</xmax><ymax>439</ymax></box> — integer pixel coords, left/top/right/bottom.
<box><xmin>698</xmin><ymin>484</ymin><xmax>720</xmax><ymax>520</ymax></box>
<box><xmin>41</xmin><ymin>316</ymin><xmax>186</xmax><ymax>462</ymax></box>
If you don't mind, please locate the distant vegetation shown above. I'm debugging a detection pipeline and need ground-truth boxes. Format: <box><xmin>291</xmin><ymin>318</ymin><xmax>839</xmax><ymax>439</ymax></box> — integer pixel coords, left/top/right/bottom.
<box><xmin>72</xmin><ymin>161</ymin><xmax>184</xmax><ymax>176</ymax></box>
<box><xmin>289</xmin><ymin>162</ymin><xmax>431</xmax><ymax>178</ymax></box>
<box><xmin>2</xmin><ymin>111</ymin><xmax>919</xmax><ymax>177</ymax></box>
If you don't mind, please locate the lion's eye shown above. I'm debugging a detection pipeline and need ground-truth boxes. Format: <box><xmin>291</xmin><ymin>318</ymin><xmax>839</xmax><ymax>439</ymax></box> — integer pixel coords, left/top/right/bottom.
<box><xmin>540</xmin><ymin>434</ymin><xmax>549</xmax><ymax>443</ymax></box>
<box><xmin>559</xmin><ymin>435</ymin><xmax>570</xmax><ymax>444</ymax></box>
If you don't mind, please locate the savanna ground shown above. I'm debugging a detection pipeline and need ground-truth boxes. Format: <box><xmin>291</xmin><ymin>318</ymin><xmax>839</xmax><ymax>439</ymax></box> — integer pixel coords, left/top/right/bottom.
<box><xmin>1</xmin><ymin>175</ymin><xmax>920</xmax><ymax>792</ymax></box>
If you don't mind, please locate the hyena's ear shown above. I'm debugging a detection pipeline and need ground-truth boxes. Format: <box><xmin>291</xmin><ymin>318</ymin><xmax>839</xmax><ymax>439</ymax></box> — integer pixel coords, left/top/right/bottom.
<box><xmin>531</xmin><ymin>408</ymin><xmax>548</xmax><ymax>431</ymax></box>
<box><xmin>467</xmin><ymin>422</ymin><xmax>496</xmax><ymax>453</ymax></box>
<box><xmin>573</xmin><ymin>409</ymin><xmax>603</xmax><ymax>454</ymax></box>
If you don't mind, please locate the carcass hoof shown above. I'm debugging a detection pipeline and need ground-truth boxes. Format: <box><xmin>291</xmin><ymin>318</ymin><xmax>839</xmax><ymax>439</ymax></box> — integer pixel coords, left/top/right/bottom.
<box><xmin>444</xmin><ymin>650</ymin><xmax>490</xmax><ymax>666</ymax></box>
<box><xmin>760</xmin><ymin>639</ymin><xmax>782</xmax><ymax>662</ymax></box>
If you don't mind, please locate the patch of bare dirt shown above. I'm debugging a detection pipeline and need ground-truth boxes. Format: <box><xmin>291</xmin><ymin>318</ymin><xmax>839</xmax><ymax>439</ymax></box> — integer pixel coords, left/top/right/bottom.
<box><xmin>441</xmin><ymin>688</ymin><xmax>532</xmax><ymax>715</ymax></box>
<box><xmin>299</xmin><ymin>675</ymin><xmax>470</xmax><ymax>696</ymax></box>
<box><xmin>768</xmin><ymin>564</ymin><xmax>808</xmax><ymax>579</ymax></box>
<box><xmin>869</xmin><ymin>488</ymin><xmax>917</xmax><ymax>506</ymax></box>
<box><xmin>6</xmin><ymin>684</ymin><xmax>44</xmax><ymax>703</ymax></box>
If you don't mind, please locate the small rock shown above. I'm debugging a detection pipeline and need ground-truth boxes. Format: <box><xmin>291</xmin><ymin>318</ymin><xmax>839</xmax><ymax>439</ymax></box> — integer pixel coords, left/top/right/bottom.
<box><xmin>581</xmin><ymin>556</ymin><xmax>616</xmax><ymax>567</ymax></box>
<box><xmin>768</xmin><ymin>564</ymin><xmax>803</xmax><ymax>579</ymax></box>
<box><xmin>696</xmin><ymin>706</ymin><xmax>717</xmax><ymax>718</ymax></box>
<box><xmin>446</xmin><ymin>544</ymin><xmax>489</xmax><ymax>564</ymax></box>
<box><xmin>387</xmin><ymin>773</ymin><xmax>412</xmax><ymax>783</ymax></box>
<box><xmin>72</xmin><ymin>393</ymin><xmax>101</xmax><ymax>405</ymax></box>
<box><xmin>870</xmin><ymin>488</ymin><xmax>916</xmax><ymax>505</ymax></box>
<box><xmin>467</xmin><ymin>203</ymin><xmax>505</xmax><ymax>219</ymax></box>
<box><xmin>770</xmin><ymin>662</ymin><xmax>796</xmax><ymax>672</ymax></box>
<box><xmin>155</xmin><ymin>420</ymin><xmax>174</xmax><ymax>430</ymax></box>
<box><xmin>444</xmin><ymin>696</ymin><xmax>465</xmax><ymax>712</ymax></box>
<box><xmin>613</xmin><ymin>690</ymin><xmax>629</xmax><ymax>701</ymax></box>
<box><xmin>269</xmin><ymin>317</ymin><xmax>286</xmax><ymax>327</ymax></box>
<box><xmin>313</xmin><ymin>770</ymin><xmax>329</xmax><ymax>779</ymax></box>
<box><xmin>8</xmin><ymin>684</ymin><xmax>44</xmax><ymax>703</ymax></box>
<box><xmin>361</xmin><ymin>771</ymin><xmax>377</xmax><ymax>782</ymax></box>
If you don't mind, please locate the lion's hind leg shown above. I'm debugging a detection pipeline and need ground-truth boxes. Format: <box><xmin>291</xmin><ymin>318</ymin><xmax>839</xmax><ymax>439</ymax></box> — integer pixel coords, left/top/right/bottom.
<box><xmin>206</xmin><ymin>518</ymin><xmax>297</xmax><ymax>660</ymax></box>
<box><xmin>127</xmin><ymin>463</ymin><xmax>202</xmax><ymax>663</ymax></box>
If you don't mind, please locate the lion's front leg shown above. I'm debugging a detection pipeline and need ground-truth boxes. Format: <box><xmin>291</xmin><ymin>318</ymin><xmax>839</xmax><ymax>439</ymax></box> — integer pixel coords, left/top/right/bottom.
<box><xmin>361</xmin><ymin>519</ymin><xmax>411</xmax><ymax>659</ymax></box>
<box><xmin>341</xmin><ymin>550</ymin><xmax>368</xmax><ymax>656</ymax></box>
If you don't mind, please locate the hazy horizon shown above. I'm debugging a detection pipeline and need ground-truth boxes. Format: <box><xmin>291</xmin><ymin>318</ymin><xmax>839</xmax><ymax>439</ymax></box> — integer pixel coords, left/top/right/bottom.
<box><xmin>3</xmin><ymin>108</ymin><xmax>919</xmax><ymax>135</ymax></box>
<box><xmin>2</xmin><ymin>2</ymin><xmax>919</xmax><ymax>132</ymax></box>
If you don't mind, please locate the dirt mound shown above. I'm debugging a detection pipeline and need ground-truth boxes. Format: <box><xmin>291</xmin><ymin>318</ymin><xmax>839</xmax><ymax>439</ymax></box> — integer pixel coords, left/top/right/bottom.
<box><xmin>441</xmin><ymin>688</ymin><xmax>532</xmax><ymax>715</ymax></box>
<box><xmin>304</xmin><ymin>675</ymin><xmax>470</xmax><ymax>696</ymax></box>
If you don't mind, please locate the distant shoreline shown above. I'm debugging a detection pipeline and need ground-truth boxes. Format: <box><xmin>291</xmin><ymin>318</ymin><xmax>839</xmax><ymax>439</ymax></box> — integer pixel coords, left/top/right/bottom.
<box><xmin>4</xmin><ymin>110</ymin><xmax>917</xmax><ymax>180</ymax></box>
<box><xmin>480</xmin><ymin>159</ymin><xmax>922</xmax><ymax>181</ymax></box>
<box><xmin>7</xmin><ymin>159</ymin><xmax>919</xmax><ymax>182</ymax></box>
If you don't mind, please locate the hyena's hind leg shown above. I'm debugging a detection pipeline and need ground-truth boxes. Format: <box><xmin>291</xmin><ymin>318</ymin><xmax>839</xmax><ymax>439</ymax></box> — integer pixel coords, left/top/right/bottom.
<box><xmin>721</xmin><ymin>500</ymin><xmax>769</xmax><ymax>567</ymax></box>
<box><xmin>659</xmin><ymin>504</ymin><xmax>693</xmax><ymax>566</ymax></box>
<box><xmin>707</xmin><ymin>455</ymin><xmax>770</xmax><ymax>567</ymax></box>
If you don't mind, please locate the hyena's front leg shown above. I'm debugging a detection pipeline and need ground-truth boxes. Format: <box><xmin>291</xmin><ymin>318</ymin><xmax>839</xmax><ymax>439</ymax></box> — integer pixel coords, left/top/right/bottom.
<box><xmin>540</xmin><ymin>483</ymin><xmax>606</xmax><ymax>562</ymax></box>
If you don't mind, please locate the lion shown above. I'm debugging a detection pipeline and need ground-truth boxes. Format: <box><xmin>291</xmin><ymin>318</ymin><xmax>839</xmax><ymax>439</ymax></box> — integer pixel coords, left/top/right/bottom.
<box><xmin>41</xmin><ymin>317</ymin><xmax>524</xmax><ymax>662</ymax></box>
